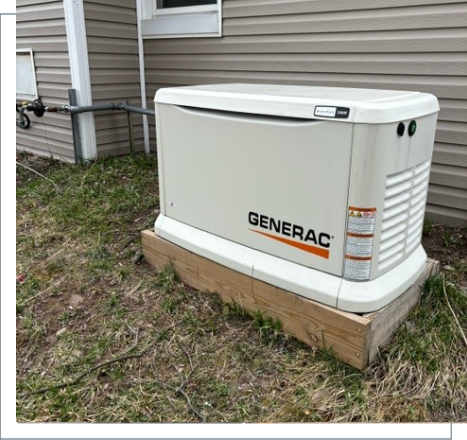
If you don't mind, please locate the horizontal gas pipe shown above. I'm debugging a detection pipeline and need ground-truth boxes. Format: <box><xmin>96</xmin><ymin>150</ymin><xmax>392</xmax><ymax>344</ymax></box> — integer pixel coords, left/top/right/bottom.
<box><xmin>61</xmin><ymin>103</ymin><xmax>155</xmax><ymax>117</ymax></box>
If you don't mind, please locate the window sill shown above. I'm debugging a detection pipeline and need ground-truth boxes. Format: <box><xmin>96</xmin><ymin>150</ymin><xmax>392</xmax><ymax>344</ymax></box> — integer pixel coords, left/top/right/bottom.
<box><xmin>141</xmin><ymin>6</ymin><xmax>221</xmax><ymax>39</ymax></box>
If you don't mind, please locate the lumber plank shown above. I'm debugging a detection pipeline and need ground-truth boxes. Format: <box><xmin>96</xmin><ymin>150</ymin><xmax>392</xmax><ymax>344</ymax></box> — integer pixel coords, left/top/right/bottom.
<box><xmin>142</xmin><ymin>230</ymin><xmax>368</xmax><ymax>369</ymax></box>
<box><xmin>364</xmin><ymin>259</ymin><xmax>439</xmax><ymax>364</ymax></box>
<box><xmin>141</xmin><ymin>230</ymin><xmax>438</xmax><ymax>369</ymax></box>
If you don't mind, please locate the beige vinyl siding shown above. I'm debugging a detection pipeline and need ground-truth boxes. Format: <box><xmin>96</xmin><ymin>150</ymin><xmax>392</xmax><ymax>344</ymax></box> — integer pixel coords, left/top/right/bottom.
<box><xmin>16</xmin><ymin>0</ymin><xmax>75</xmax><ymax>162</ymax></box>
<box><xmin>83</xmin><ymin>0</ymin><xmax>143</xmax><ymax>157</ymax></box>
<box><xmin>144</xmin><ymin>0</ymin><xmax>467</xmax><ymax>227</ymax></box>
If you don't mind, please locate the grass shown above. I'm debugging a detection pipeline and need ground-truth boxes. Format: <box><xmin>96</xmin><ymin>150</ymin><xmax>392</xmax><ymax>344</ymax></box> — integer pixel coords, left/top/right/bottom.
<box><xmin>16</xmin><ymin>152</ymin><xmax>467</xmax><ymax>422</ymax></box>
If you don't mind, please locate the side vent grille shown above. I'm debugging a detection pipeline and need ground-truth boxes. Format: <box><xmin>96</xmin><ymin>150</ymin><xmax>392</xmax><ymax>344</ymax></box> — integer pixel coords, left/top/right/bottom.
<box><xmin>378</xmin><ymin>159</ymin><xmax>431</xmax><ymax>271</ymax></box>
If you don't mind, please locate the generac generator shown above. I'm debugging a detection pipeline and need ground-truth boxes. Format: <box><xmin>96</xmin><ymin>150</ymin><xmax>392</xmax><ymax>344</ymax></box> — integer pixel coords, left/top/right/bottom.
<box><xmin>154</xmin><ymin>84</ymin><xmax>439</xmax><ymax>313</ymax></box>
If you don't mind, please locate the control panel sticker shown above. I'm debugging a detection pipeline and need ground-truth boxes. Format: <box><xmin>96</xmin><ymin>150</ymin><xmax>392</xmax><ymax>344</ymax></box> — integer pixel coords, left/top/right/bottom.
<box><xmin>344</xmin><ymin>207</ymin><xmax>376</xmax><ymax>281</ymax></box>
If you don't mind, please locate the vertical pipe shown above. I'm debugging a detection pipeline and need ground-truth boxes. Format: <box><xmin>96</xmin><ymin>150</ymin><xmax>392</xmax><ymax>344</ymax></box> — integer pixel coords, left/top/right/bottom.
<box><xmin>126</xmin><ymin>100</ymin><xmax>135</xmax><ymax>156</ymax></box>
<box><xmin>68</xmin><ymin>89</ymin><xmax>83</xmax><ymax>163</ymax></box>
<box><xmin>136</xmin><ymin>0</ymin><xmax>151</xmax><ymax>155</ymax></box>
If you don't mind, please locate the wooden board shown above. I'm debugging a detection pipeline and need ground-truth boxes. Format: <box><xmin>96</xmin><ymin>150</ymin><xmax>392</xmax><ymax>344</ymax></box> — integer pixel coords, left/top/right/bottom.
<box><xmin>142</xmin><ymin>230</ymin><xmax>438</xmax><ymax>369</ymax></box>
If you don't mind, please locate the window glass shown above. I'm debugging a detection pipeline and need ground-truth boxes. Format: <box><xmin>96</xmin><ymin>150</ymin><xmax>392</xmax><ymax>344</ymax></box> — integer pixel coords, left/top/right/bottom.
<box><xmin>159</xmin><ymin>0</ymin><xmax>216</xmax><ymax>8</ymax></box>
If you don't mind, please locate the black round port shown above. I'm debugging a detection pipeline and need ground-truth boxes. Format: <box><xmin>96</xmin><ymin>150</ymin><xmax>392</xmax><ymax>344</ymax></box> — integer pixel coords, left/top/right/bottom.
<box><xmin>408</xmin><ymin>120</ymin><xmax>417</xmax><ymax>136</ymax></box>
<box><xmin>397</xmin><ymin>122</ymin><xmax>405</xmax><ymax>136</ymax></box>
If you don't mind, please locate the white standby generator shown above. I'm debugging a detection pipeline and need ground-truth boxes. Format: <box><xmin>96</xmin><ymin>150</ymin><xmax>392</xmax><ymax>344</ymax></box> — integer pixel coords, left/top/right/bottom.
<box><xmin>154</xmin><ymin>84</ymin><xmax>439</xmax><ymax>313</ymax></box>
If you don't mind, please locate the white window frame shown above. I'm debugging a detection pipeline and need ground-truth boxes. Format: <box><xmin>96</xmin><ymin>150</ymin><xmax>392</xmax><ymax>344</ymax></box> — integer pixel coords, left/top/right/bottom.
<box><xmin>139</xmin><ymin>0</ymin><xmax>222</xmax><ymax>39</ymax></box>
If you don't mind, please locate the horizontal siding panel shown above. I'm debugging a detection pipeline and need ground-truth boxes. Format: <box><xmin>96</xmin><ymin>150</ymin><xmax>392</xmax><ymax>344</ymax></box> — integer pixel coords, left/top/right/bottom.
<box><xmin>25</xmin><ymin>112</ymin><xmax>74</xmax><ymax>129</ymax></box>
<box><xmin>144</xmin><ymin>28</ymin><xmax>467</xmax><ymax>54</ymax></box>
<box><xmin>89</xmin><ymin>71</ymin><xmax>140</xmax><ymax>85</ymax></box>
<box><xmin>430</xmin><ymin>163</ymin><xmax>467</xmax><ymax>189</ymax></box>
<box><xmin>432</xmin><ymin>143</ymin><xmax>467</xmax><ymax>167</ymax></box>
<box><xmin>438</xmin><ymin>99</ymin><xmax>467</xmax><ymax>123</ymax></box>
<box><xmin>85</xmin><ymin>0</ymin><xmax>135</xmax><ymax>8</ymax></box>
<box><xmin>93</xmin><ymin>111</ymin><xmax>144</xmax><ymax>130</ymax></box>
<box><xmin>427</xmin><ymin>184</ymin><xmax>467</xmax><ymax>211</ymax></box>
<box><xmin>84</xmin><ymin>3</ymin><xmax>136</xmax><ymax>24</ymax></box>
<box><xmin>90</xmin><ymin>85</ymin><xmax>143</xmax><ymax>102</ymax></box>
<box><xmin>17</xmin><ymin>124</ymin><xmax>75</xmax><ymax>161</ymax></box>
<box><xmin>36</xmin><ymin>68</ymin><xmax>72</xmax><ymax>84</ymax></box>
<box><xmin>224</xmin><ymin>4</ymin><xmax>467</xmax><ymax>36</ymax></box>
<box><xmin>96</xmin><ymin>126</ymin><xmax>144</xmax><ymax>145</ymax></box>
<box><xmin>86</xmin><ymin>36</ymin><xmax>140</xmax><ymax>54</ymax></box>
<box><xmin>97</xmin><ymin>140</ymin><xmax>145</xmax><ymax>158</ymax></box>
<box><xmin>16</xmin><ymin>115</ymin><xmax>72</xmax><ymax>135</ymax></box>
<box><xmin>435</xmin><ymin>121</ymin><xmax>467</xmax><ymax>146</ymax></box>
<box><xmin>146</xmin><ymin>53</ymin><xmax>467</xmax><ymax>76</ymax></box>
<box><xmin>36</xmin><ymin>86</ymin><xmax>72</xmax><ymax>100</ymax></box>
<box><xmin>16</xmin><ymin>20</ymin><xmax>67</xmax><ymax>37</ymax></box>
<box><xmin>17</xmin><ymin>0</ymin><xmax>74</xmax><ymax>159</ymax></box>
<box><xmin>145</xmin><ymin>71</ymin><xmax>467</xmax><ymax>100</ymax></box>
<box><xmin>16</xmin><ymin>2</ymin><xmax>64</xmax><ymax>22</ymax></box>
<box><xmin>88</xmin><ymin>53</ymin><xmax>139</xmax><ymax>69</ymax></box>
<box><xmin>16</xmin><ymin>37</ymin><xmax>69</xmax><ymax>52</ymax></box>
<box><xmin>425</xmin><ymin>204</ymin><xmax>467</xmax><ymax>227</ymax></box>
<box><xmin>33</xmin><ymin>53</ymin><xmax>71</xmax><ymax>68</ymax></box>
<box><xmin>17</xmin><ymin>0</ymin><xmax>63</xmax><ymax>6</ymax></box>
<box><xmin>19</xmin><ymin>123</ymin><xmax>74</xmax><ymax>143</ymax></box>
<box><xmin>224</xmin><ymin>0</ymin><xmax>467</xmax><ymax>19</ymax></box>
<box><xmin>86</xmin><ymin>21</ymin><xmax>139</xmax><ymax>39</ymax></box>
<box><xmin>17</xmin><ymin>144</ymin><xmax>75</xmax><ymax>163</ymax></box>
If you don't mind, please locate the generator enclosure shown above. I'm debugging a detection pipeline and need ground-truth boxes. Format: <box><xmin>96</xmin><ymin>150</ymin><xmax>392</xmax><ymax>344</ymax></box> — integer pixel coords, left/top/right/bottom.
<box><xmin>154</xmin><ymin>84</ymin><xmax>439</xmax><ymax>313</ymax></box>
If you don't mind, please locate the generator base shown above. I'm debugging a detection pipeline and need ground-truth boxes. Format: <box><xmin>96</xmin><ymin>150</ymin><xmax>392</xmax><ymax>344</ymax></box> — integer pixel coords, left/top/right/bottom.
<box><xmin>142</xmin><ymin>230</ymin><xmax>438</xmax><ymax>370</ymax></box>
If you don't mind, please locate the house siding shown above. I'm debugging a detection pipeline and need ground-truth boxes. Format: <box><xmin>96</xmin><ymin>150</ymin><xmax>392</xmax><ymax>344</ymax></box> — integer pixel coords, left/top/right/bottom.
<box><xmin>83</xmin><ymin>0</ymin><xmax>144</xmax><ymax>157</ymax></box>
<box><xmin>143</xmin><ymin>0</ymin><xmax>467</xmax><ymax>227</ymax></box>
<box><xmin>16</xmin><ymin>0</ymin><xmax>75</xmax><ymax>162</ymax></box>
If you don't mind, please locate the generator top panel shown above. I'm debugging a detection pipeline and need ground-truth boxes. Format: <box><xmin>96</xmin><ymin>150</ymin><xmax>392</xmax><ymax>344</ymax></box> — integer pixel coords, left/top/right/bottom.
<box><xmin>155</xmin><ymin>83</ymin><xmax>439</xmax><ymax>124</ymax></box>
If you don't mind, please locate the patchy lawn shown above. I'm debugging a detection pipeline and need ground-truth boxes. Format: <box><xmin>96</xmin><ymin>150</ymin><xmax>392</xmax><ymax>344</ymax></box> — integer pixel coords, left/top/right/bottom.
<box><xmin>16</xmin><ymin>153</ymin><xmax>467</xmax><ymax>422</ymax></box>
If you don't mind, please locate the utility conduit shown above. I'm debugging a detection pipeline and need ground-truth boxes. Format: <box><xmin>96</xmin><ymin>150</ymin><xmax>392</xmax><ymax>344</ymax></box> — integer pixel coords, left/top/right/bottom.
<box><xmin>16</xmin><ymin>95</ymin><xmax>156</xmax><ymax>162</ymax></box>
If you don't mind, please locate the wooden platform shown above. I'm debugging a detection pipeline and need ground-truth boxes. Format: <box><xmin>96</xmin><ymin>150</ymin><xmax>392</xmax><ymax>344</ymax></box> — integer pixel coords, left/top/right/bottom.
<box><xmin>142</xmin><ymin>230</ymin><xmax>439</xmax><ymax>369</ymax></box>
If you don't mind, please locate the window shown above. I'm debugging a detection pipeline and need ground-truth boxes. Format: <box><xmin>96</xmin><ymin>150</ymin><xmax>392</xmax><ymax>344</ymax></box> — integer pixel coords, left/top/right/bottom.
<box><xmin>139</xmin><ymin>0</ymin><xmax>222</xmax><ymax>39</ymax></box>
<box><xmin>16</xmin><ymin>49</ymin><xmax>38</xmax><ymax>101</ymax></box>
<box><xmin>158</xmin><ymin>0</ymin><xmax>216</xmax><ymax>8</ymax></box>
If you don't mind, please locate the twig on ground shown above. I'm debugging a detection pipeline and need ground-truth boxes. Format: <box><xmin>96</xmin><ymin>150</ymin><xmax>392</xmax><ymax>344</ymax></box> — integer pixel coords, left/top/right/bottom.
<box><xmin>18</xmin><ymin>276</ymin><xmax>66</xmax><ymax>307</ymax></box>
<box><xmin>25</xmin><ymin>321</ymin><xmax>183</xmax><ymax>396</ymax></box>
<box><xmin>119</xmin><ymin>328</ymin><xmax>140</xmax><ymax>357</ymax></box>
<box><xmin>148</xmin><ymin>338</ymin><xmax>206</xmax><ymax>422</ymax></box>
<box><xmin>174</xmin><ymin>387</ymin><xmax>207</xmax><ymax>423</ymax></box>
<box><xmin>173</xmin><ymin>340</ymin><xmax>196</xmax><ymax>393</ymax></box>
<box><xmin>168</xmin><ymin>339</ymin><xmax>206</xmax><ymax>422</ymax></box>
<box><xmin>177</xmin><ymin>339</ymin><xmax>195</xmax><ymax>373</ymax></box>
<box><xmin>165</xmin><ymin>380</ymin><xmax>207</xmax><ymax>423</ymax></box>
<box><xmin>25</xmin><ymin>349</ymin><xmax>148</xmax><ymax>396</ymax></box>
<box><xmin>442</xmin><ymin>276</ymin><xmax>467</xmax><ymax>348</ymax></box>
<box><xmin>16</xmin><ymin>161</ymin><xmax>58</xmax><ymax>189</ymax></box>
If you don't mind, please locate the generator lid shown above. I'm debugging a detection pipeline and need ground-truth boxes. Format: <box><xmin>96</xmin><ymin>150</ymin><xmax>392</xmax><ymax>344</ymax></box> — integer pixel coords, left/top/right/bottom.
<box><xmin>155</xmin><ymin>83</ymin><xmax>439</xmax><ymax>124</ymax></box>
